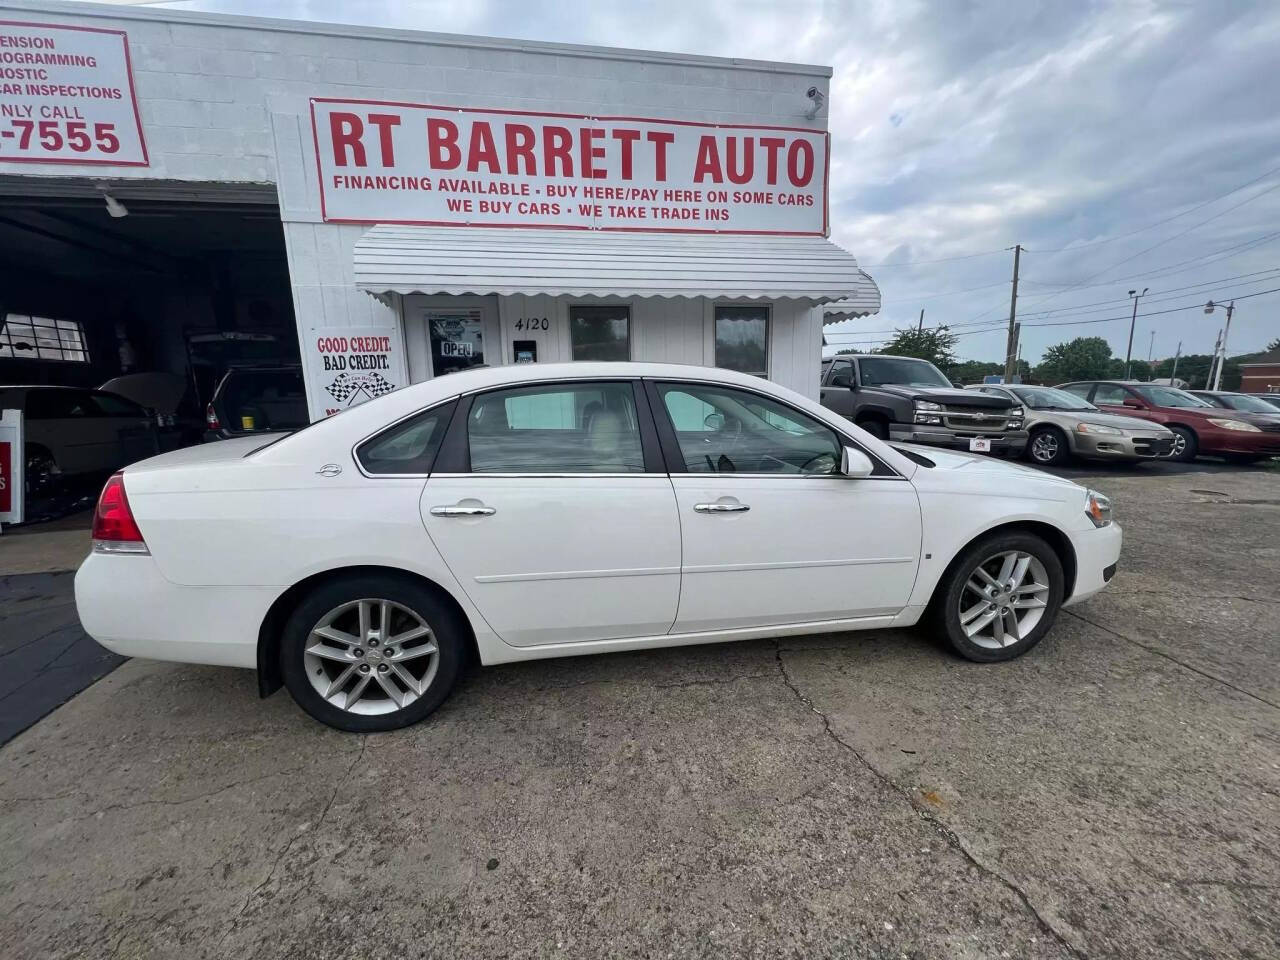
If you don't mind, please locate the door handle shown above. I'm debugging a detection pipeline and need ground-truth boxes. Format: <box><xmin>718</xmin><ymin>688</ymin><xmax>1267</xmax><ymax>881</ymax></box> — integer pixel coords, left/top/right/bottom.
<box><xmin>430</xmin><ymin>504</ymin><xmax>496</xmax><ymax>517</ymax></box>
<box><xmin>693</xmin><ymin>502</ymin><xmax>750</xmax><ymax>513</ymax></box>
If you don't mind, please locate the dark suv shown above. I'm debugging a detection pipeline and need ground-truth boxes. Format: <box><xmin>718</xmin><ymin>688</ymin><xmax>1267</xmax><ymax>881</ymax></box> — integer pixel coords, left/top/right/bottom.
<box><xmin>1058</xmin><ymin>381</ymin><xmax>1279</xmax><ymax>463</ymax></box>
<box><xmin>820</xmin><ymin>354</ymin><xmax>1027</xmax><ymax>456</ymax></box>
<box><xmin>204</xmin><ymin>365</ymin><xmax>309</xmax><ymax>441</ymax></box>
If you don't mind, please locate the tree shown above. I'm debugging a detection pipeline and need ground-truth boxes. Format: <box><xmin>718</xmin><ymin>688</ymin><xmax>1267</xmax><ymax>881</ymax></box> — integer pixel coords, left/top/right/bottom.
<box><xmin>876</xmin><ymin>326</ymin><xmax>958</xmax><ymax>369</ymax></box>
<box><xmin>946</xmin><ymin>359</ymin><xmax>1030</xmax><ymax>384</ymax></box>
<box><xmin>1032</xmin><ymin>336</ymin><xmax>1113</xmax><ymax>384</ymax></box>
<box><xmin>1106</xmin><ymin>358</ymin><xmax>1152</xmax><ymax>381</ymax></box>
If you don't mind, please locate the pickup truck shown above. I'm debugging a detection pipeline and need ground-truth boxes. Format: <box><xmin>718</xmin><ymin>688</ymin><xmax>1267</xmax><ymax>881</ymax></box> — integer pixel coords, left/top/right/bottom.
<box><xmin>820</xmin><ymin>354</ymin><xmax>1028</xmax><ymax>456</ymax></box>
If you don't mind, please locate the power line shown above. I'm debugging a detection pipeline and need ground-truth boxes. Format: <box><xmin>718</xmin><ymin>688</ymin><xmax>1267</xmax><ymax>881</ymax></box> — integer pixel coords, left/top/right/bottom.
<box><xmin>1017</xmin><ymin>267</ymin><xmax>1280</xmax><ymax>312</ymax></box>
<box><xmin>1016</xmin><ymin>270</ymin><xmax>1280</xmax><ymax>320</ymax></box>
<box><xmin>859</xmin><ymin>248</ymin><xmax>1009</xmax><ymax>268</ymax></box>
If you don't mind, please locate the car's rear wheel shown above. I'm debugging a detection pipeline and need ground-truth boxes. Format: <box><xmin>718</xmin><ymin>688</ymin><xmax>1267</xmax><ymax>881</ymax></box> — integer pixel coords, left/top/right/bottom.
<box><xmin>280</xmin><ymin>575</ymin><xmax>463</xmax><ymax>732</ymax></box>
<box><xmin>935</xmin><ymin>532</ymin><xmax>1065</xmax><ymax>662</ymax></box>
<box><xmin>1027</xmin><ymin>426</ymin><xmax>1070</xmax><ymax>466</ymax></box>
<box><xmin>1166</xmin><ymin>426</ymin><xmax>1197</xmax><ymax>462</ymax></box>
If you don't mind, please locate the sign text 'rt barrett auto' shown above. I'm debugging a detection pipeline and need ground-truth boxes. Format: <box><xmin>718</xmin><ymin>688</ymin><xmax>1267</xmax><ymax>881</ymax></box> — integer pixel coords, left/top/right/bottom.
<box><xmin>311</xmin><ymin>100</ymin><xmax>828</xmax><ymax>235</ymax></box>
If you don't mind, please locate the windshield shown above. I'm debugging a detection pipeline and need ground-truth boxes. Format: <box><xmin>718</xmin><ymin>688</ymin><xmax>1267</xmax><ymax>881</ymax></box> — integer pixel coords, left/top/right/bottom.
<box><xmin>1131</xmin><ymin>385</ymin><xmax>1212</xmax><ymax>408</ymax></box>
<box><xmin>1219</xmin><ymin>393</ymin><xmax>1280</xmax><ymax>413</ymax></box>
<box><xmin>858</xmin><ymin>357</ymin><xmax>952</xmax><ymax>388</ymax></box>
<box><xmin>1010</xmin><ymin>386</ymin><xmax>1096</xmax><ymax>411</ymax></box>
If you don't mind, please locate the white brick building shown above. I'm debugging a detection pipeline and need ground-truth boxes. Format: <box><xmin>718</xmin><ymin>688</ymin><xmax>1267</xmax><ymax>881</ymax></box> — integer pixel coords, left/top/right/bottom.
<box><xmin>0</xmin><ymin>0</ymin><xmax>878</xmax><ymax>424</ymax></box>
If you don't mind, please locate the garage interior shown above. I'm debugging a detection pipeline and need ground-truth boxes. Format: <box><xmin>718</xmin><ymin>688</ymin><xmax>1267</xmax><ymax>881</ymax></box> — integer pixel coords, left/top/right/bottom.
<box><xmin>0</xmin><ymin>177</ymin><xmax>299</xmax><ymax>418</ymax></box>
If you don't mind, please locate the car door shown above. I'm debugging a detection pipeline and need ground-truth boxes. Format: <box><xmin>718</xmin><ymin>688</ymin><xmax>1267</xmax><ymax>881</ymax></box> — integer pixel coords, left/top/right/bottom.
<box><xmin>420</xmin><ymin>379</ymin><xmax>681</xmax><ymax>647</ymax></box>
<box><xmin>649</xmin><ymin>379</ymin><xmax>922</xmax><ymax>633</ymax></box>
<box><xmin>89</xmin><ymin>391</ymin><xmax>159</xmax><ymax>468</ymax></box>
<box><xmin>22</xmin><ymin>388</ymin><xmax>105</xmax><ymax>475</ymax></box>
<box><xmin>819</xmin><ymin>358</ymin><xmax>857</xmax><ymax>418</ymax></box>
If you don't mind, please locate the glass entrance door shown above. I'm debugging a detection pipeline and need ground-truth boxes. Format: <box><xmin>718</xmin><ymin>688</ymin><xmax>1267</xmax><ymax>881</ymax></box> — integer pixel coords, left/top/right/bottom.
<box><xmin>427</xmin><ymin>309</ymin><xmax>486</xmax><ymax>376</ymax></box>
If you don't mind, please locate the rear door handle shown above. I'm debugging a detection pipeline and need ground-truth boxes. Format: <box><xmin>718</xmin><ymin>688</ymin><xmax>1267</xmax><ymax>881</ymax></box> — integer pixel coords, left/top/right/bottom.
<box><xmin>430</xmin><ymin>504</ymin><xmax>496</xmax><ymax>517</ymax></box>
<box><xmin>693</xmin><ymin>502</ymin><xmax>750</xmax><ymax>513</ymax></box>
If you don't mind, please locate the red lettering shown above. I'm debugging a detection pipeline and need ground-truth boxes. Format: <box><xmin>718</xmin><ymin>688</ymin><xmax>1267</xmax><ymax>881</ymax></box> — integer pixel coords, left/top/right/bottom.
<box><xmin>505</xmin><ymin>123</ymin><xmax>537</xmax><ymax>175</ymax></box>
<box><xmin>580</xmin><ymin>127</ymin><xmax>606</xmax><ymax>179</ymax></box>
<box><xmin>427</xmin><ymin>117</ymin><xmax>461</xmax><ymax>170</ymax></box>
<box><xmin>544</xmin><ymin>126</ymin><xmax>574</xmax><ymax>177</ymax></box>
<box><xmin>329</xmin><ymin>112</ymin><xmax>365</xmax><ymax>168</ymax></box>
<box><xmin>366</xmin><ymin>113</ymin><xmax>400</xmax><ymax>166</ymax></box>
<box><xmin>466</xmin><ymin>121</ymin><xmax>502</xmax><ymax>173</ymax></box>
<box><xmin>647</xmin><ymin>130</ymin><xmax>674</xmax><ymax>182</ymax></box>
<box><xmin>725</xmin><ymin>136</ymin><xmax>754</xmax><ymax>185</ymax></box>
<box><xmin>693</xmin><ymin>135</ymin><xmax>723</xmax><ymax>184</ymax></box>
<box><xmin>612</xmin><ymin>128</ymin><xmax>640</xmax><ymax>179</ymax></box>
<box><xmin>759</xmin><ymin>137</ymin><xmax>784</xmax><ymax>185</ymax></box>
<box><xmin>787</xmin><ymin>140</ymin><xmax>814</xmax><ymax>187</ymax></box>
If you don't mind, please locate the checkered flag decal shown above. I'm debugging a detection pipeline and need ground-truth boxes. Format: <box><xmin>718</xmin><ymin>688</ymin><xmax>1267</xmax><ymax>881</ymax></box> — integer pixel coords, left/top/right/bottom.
<box><xmin>326</xmin><ymin>371</ymin><xmax>397</xmax><ymax>406</ymax></box>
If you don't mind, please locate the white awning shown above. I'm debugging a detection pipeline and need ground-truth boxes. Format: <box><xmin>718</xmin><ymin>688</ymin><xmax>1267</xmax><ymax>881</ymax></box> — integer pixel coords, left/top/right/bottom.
<box><xmin>822</xmin><ymin>296</ymin><xmax>882</xmax><ymax>324</ymax></box>
<box><xmin>353</xmin><ymin>225</ymin><xmax>880</xmax><ymax>305</ymax></box>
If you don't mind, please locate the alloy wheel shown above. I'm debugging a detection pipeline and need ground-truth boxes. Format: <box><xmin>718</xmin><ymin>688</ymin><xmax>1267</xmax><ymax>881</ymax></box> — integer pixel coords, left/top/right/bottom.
<box><xmin>303</xmin><ymin>598</ymin><xmax>439</xmax><ymax>715</ymax></box>
<box><xmin>957</xmin><ymin>550</ymin><xmax>1050</xmax><ymax>650</ymax></box>
<box><xmin>1030</xmin><ymin>432</ymin><xmax>1059</xmax><ymax>463</ymax></box>
<box><xmin>1167</xmin><ymin>432</ymin><xmax>1186</xmax><ymax>458</ymax></box>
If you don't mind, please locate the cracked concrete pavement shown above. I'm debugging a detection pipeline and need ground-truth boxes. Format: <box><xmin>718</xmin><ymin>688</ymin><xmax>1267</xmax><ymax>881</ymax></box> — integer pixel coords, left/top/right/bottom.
<box><xmin>0</xmin><ymin>464</ymin><xmax>1277</xmax><ymax>959</ymax></box>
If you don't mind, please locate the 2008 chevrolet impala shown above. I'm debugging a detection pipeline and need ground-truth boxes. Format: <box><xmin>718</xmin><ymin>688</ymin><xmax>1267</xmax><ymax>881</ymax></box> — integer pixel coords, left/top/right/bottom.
<box><xmin>75</xmin><ymin>363</ymin><xmax>1121</xmax><ymax>732</ymax></box>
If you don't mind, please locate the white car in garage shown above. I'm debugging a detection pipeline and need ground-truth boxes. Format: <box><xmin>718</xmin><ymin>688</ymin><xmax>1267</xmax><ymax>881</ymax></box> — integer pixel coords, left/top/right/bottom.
<box><xmin>75</xmin><ymin>362</ymin><xmax>1121</xmax><ymax>731</ymax></box>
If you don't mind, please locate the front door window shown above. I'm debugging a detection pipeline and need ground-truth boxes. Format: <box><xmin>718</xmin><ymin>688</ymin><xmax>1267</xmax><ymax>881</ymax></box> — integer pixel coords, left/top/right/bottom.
<box><xmin>428</xmin><ymin>309</ymin><xmax>485</xmax><ymax>376</ymax></box>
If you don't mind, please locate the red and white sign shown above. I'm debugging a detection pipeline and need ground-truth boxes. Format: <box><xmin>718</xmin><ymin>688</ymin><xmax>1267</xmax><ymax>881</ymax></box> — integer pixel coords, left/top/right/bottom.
<box><xmin>0</xmin><ymin>20</ymin><xmax>148</xmax><ymax>166</ymax></box>
<box><xmin>0</xmin><ymin>408</ymin><xmax>23</xmax><ymax>526</ymax></box>
<box><xmin>311</xmin><ymin>99</ymin><xmax>828</xmax><ymax>235</ymax></box>
<box><xmin>305</xmin><ymin>327</ymin><xmax>406</xmax><ymax>422</ymax></box>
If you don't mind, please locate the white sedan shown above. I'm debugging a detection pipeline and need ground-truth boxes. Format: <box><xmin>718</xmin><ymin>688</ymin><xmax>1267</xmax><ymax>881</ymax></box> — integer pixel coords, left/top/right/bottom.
<box><xmin>75</xmin><ymin>362</ymin><xmax>1121</xmax><ymax>732</ymax></box>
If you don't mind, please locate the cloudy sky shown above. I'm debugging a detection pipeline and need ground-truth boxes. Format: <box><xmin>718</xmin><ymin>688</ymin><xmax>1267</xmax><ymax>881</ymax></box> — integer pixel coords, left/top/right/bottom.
<box><xmin>164</xmin><ymin>0</ymin><xmax>1280</xmax><ymax>365</ymax></box>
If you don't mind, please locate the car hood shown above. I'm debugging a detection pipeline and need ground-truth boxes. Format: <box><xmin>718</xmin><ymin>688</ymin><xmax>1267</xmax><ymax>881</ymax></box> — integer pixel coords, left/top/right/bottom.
<box><xmin>891</xmin><ymin>443</ymin><xmax>1080</xmax><ymax>487</ymax></box>
<box><xmin>1031</xmin><ymin>409</ymin><xmax>1172</xmax><ymax>433</ymax></box>
<box><xmin>878</xmin><ymin>385</ymin><xmax>1013</xmax><ymax>408</ymax></box>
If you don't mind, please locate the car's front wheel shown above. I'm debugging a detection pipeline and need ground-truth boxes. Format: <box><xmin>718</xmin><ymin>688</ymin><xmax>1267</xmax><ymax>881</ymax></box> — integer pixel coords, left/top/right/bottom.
<box><xmin>1027</xmin><ymin>426</ymin><xmax>1070</xmax><ymax>466</ymax></box>
<box><xmin>280</xmin><ymin>575</ymin><xmax>463</xmax><ymax>732</ymax></box>
<box><xmin>935</xmin><ymin>532</ymin><xmax>1065</xmax><ymax>662</ymax></box>
<box><xmin>1166</xmin><ymin>426</ymin><xmax>1197</xmax><ymax>463</ymax></box>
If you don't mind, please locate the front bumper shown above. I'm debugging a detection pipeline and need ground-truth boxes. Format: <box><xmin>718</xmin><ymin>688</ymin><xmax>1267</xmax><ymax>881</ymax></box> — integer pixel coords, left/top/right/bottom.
<box><xmin>1199</xmin><ymin>428</ymin><xmax>1280</xmax><ymax>457</ymax></box>
<box><xmin>890</xmin><ymin>426</ymin><xmax>1029</xmax><ymax>455</ymax></box>
<box><xmin>1073</xmin><ymin>433</ymin><xmax>1175</xmax><ymax>460</ymax></box>
<box><xmin>1063</xmin><ymin>520</ymin><xmax>1123</xmax><ymax>607</ymax></box>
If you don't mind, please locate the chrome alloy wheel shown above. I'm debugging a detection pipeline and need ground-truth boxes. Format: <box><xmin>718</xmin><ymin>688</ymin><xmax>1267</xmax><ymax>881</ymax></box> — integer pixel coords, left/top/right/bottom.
<box><xmin>1030</xmin><ymin>432</ymin><xmax>1060</xmax><ymax>463</ymax></box>
<box><xmin>958</xmin><ymin>551</ymin><xmax>1050</xmax><ymax>650</ymax></box>
<box><xmin>303</xmin><ymin>599</ymin><xmax>439</xmax><ymax>715</ymax></box>
<box><xmin>1166</xmin><ymin>432</ymin><xmax>1186</xmax><ymax>459</ymax></box>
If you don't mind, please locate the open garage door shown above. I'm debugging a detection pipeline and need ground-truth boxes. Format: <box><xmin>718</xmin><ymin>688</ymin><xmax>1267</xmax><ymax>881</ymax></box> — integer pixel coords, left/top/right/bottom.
<box><xmin>0</xmin><ymin>177</ymin><xmax>299</xmax><ymax>516</ymax></box>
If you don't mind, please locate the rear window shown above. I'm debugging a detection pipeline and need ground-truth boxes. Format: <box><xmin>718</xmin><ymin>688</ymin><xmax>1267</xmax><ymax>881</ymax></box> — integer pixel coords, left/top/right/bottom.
<box><xmin>216</xmin><ymin>369</ymin><xmax>308</xmax><ymax>432</ymax></box>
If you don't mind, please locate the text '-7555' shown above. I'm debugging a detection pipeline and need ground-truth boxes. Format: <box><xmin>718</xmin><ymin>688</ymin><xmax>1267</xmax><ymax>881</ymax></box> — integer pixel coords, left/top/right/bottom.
<box><xmin>0</xmin><ymin>119</ymin><xmax>121</xmax><ymax>153</ymax></box>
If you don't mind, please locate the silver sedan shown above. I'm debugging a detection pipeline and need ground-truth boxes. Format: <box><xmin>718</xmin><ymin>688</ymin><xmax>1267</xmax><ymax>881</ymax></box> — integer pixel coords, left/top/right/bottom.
<box><xmin>966</xmin><ymin>385</ymin><xmax>1176</xmax><ymax>466</ymax></box>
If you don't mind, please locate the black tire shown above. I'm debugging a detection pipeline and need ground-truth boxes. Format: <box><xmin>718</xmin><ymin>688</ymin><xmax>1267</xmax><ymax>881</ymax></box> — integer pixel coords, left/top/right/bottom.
<box><xmin>856</xmin><ymin>417</ymin><xmax>889</xmax><ymax>441</ymax></box>
<box><xmin>1166</xmin><ymin>425</ymin><xmax>1198</xmax><ymax>463</ymax></box>
<box><xmin>280</xmin><ymin>574</ymin><xmax>464</xmax><ymax>732</ymax></box>
<box><xmin>1027</xmin><ymin>426</ymin><xmax>1070</xmax><ymax>466</ymax></box>
<box><xmin>933</xmin><ymin>531</ymin><xmax>1065</xmax><ymax>663</ymax></box>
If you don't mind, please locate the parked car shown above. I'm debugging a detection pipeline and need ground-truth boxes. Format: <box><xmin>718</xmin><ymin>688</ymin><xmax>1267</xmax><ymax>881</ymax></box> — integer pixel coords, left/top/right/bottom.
<box><xmin>100</xmin><ymin>372</ymin><xmax>205</xmax><ymax>451</ymax></box>
<box><xmin>966</xmin><ymin>384</ymin><xmax>1175</xmax><ymax>466</ymax></box>
<box><xmin>820</xmin><ymin>354</ymin><xmax>1027</xmax><ymax>457</ymax></box>
<box><xmin>204</xmin><ymin>364</ymin><xmax>309</xmax><ymax>441</ymax></box>
<box><xmin>1189</xmin><ymin>390</ymin><xmax>1280</xmax><ymax>431</ymax></box>
<box><xmin>1057</xmin><ymin>381</ymin><xmax>1279</xmax><ymax>463</ymax></box>
<box><xmin>0</xmin><ymin>385</ymin><xmax>159</xmax><ymax>494</ymax></box>
<box><xmin>77</xmin><ymin>362</ymin><xmax>1121</xmax><ymax>732</ymax></box>
<box><xmin>1255</xmin><ymin>394</ymin><xmax>1280</xmax><ymax>411</ymax></box>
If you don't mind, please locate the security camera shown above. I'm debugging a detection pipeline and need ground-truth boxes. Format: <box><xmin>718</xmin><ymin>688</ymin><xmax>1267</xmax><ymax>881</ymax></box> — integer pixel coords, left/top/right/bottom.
<box><xmin>804</xmin><ymin>86</ymin><xmax>825</xmax><ymax>120</ymax></box>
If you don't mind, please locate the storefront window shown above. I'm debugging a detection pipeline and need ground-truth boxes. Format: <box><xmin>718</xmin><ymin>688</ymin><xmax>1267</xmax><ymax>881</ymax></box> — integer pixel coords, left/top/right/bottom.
<box><xmin>570</xmin><ymin>305</ymin><xmax>630</xmax><ymax>361</ymax></box>
<box><xmin>715</xmin><ymin>306</ymin><xmax>768</xmax><ymax>377</ymax></box>
<box><xmin>427</xmin><ymin>309</ymin><xmax>485</xmax><ymax>376</ymax></box>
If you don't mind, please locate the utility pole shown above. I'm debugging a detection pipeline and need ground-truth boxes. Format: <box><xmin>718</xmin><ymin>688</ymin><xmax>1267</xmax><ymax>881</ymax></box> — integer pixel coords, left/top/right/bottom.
<box><xmin>1204</xmin><ymin>300</ymin><xmax>1236</xmax><ymax>391</ymax></box>
<box><xmin>1207</xmin><ymin>329</ymin><xmax>1223</xmax><ymax>389</ymax></box>
<box><xmin>1170</xmin><ymin>340</ymin><xmax>1182</xmax><ymax>383</ymax></box>
<box><xmin>917</xmin><ymin>309</ymin><xmax>925</xmax><ymax>332</ymax></box>
<box><xmin>1124</xmin><ymin>287</ymin><xmax>1148</xmax><ymax>380</ymax></box>
<box><xmin>1147</xmin><ymin>330</ymin><xmax>1155</xmax><ymax>378</ymax></box>
<box><xmin>1002</xmin><ymin>244</ymin><xmax>1021</xmax><ymax>382</ymax></box>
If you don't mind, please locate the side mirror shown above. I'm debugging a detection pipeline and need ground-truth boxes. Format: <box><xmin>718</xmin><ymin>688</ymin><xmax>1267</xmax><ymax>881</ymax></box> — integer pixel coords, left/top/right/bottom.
<box><xmin>1122</xmin><ymin>398</ymin><xmax>1145</xmax><ymax>409</ymax></box>
<box><xmin>840</xmin><ymin>446</ymin><xmax>874</xmax><ymax>478</ymax></box>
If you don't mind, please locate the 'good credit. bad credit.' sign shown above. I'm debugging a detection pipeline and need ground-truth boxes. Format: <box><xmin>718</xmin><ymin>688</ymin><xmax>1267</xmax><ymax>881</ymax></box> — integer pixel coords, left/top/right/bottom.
<box><xmin>311</xmin><ymin>100</ymin><xmax>828</xmax><ymax>235</ymax></box>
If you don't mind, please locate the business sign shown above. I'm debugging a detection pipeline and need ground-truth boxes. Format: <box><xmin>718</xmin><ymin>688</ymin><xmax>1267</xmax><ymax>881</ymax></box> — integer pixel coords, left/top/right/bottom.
<box><xmin>0</xmin><ymin>408</ymin><xmax>24</xmax><ymax>526</ymax></box>
<box><xmin>311</xmin><ymin>99</ymin><xmax>828</xmax><ymax>235</ymax></box>
<box><xmin>304</xmin><ymin>328</ymin><xmax>405</xmax><ymax>422</ymax></box>
<box><xmin>0</xmin><ymin>20</ymin><xmax>148</xmax><ymax>166</ymax></box>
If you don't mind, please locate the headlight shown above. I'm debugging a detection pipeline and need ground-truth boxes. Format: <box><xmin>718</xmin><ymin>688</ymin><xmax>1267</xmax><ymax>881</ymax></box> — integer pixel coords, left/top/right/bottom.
<box><xmin>1208</xmin><ymin>418</ymin><xmax>1261</xmax><ymax>432</ymax></box>
<box><xmin>1085</xmin><ymin>489</ymin><xmax>1113</xmax><ymax>528</ymax></box>
<box><xmin>1075</xmin><ymin>422</ymin><xmax>1122</xmax><ymax>436</ymax></box>
<box><xmin>914</xmin><ymin>400</ymin><xmax>944</xmax><ymax>412</ymax></box>
<box><xmin>1009</xmin><ymin>406</ymin><xmax>1025</xmax><ymax>418</ymax></box>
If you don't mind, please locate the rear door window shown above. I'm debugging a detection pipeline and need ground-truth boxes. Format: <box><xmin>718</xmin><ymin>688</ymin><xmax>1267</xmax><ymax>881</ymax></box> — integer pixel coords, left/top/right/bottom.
<box><xmin>1091</xmin><ymin>384</ymin><xmax>1128</xmax><ymax>406</ymax></box>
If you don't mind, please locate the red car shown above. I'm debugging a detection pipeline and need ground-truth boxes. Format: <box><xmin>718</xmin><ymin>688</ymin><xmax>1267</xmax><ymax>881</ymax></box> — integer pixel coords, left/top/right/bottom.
<box><xmin>1057</xmin><ymin>381</ymin><xmax>1280</xmax><ymax>463</ymax></box>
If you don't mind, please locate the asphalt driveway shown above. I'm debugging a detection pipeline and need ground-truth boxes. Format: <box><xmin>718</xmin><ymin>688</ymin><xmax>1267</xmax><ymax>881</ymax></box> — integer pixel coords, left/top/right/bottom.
<box><xmin>0</xmin><ymin>465</ymin><xmax>1277</xmax><ymax>959</ymax></box>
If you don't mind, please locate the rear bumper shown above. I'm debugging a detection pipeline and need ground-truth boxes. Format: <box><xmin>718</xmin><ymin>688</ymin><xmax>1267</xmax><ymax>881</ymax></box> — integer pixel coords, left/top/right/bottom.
<box><xmin>1063</xmin><ymin>521</ymin><xmax>1123</xmax><ymax>607</ymax></box>
<box><xmin>74</xmin><ymin>552</ymin><xmax>271</xmax><ymax>669</ymax></box>
<box><xmin>890</xmin><ymin>427</ymin><xmax>1028</xmax><ymax>454</ymax></box>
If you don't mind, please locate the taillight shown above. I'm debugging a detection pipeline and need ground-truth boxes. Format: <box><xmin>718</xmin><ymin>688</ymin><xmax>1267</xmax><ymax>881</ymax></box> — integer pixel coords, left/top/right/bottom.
<box><xmin>205</xmin><ymin>403</ymin><xmax>220</xmax><ymax>430</ymax></box>
<box><xmin>91</xmin><ymin>472</ymin><xmax>149</xmax><ymax>555</ymax></box>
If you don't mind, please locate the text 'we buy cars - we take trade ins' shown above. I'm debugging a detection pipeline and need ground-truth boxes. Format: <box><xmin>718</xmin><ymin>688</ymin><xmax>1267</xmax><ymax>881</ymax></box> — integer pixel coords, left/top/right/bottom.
<box><xmin>0</xmin><ymin>0</ymin><xmax>879</xmax><ymax>423</ymax></box>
